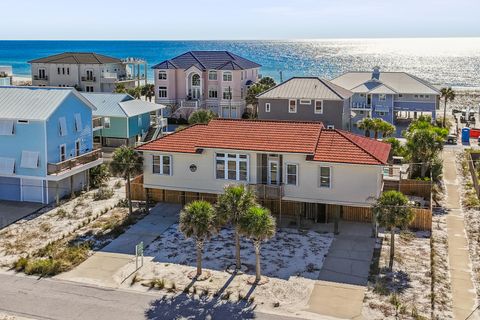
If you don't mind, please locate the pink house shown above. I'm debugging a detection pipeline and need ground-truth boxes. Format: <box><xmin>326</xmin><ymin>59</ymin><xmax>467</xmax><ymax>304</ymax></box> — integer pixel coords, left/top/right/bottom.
<box><xmin>152</xmin><ymin>51</ymin><xmax>261</xmax><ymax>118</ymax></box>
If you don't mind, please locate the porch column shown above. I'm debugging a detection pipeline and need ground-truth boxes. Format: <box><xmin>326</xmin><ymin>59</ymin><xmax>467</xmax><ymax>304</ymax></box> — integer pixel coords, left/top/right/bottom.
<box><xmin>56</xmin><ymin>182</ymin><xmax>60</xmax><ymax>205</ymax></box>
<box><xmin>70</xmin><ymin>176</ymin><xmax>75</xmax><ymax>199</ymax></box>
<box><xmin>86</xmin><ymin>169</ymin><xmax>90</xmax><ymax>192</ymax></box>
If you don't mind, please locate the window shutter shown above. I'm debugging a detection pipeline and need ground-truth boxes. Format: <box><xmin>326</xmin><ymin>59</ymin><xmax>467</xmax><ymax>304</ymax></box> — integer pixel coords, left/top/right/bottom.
<box><xmin>0</xmin><ymin>157</ymin><xmax>15</xmax><ymax>174</ymax></box>
<box><xmin>59</xmin><ymin>117</ymin><xmax>67</xmax><ymax>136</ymax></box>
<box><xmin>0</xmin><ymin>120</ymin><xmax>14</xmax><ymax>135</ymax></box>
<box><xmin>20</xmin><ymin>151</ymin><xmax>39</xmax><ymax>169</ymax></box>
<box><xmin>74</xmin><ymin>114</ymin><xmax>82</xmax><ymax>132</ymax></box>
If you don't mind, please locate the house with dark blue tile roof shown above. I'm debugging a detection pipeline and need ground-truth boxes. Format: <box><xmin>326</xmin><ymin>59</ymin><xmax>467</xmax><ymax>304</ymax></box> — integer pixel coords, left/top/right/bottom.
<box><xmin>152</xmin><ymin>51</ymin><xmax>261</xmax><ymax>118</ymax></box>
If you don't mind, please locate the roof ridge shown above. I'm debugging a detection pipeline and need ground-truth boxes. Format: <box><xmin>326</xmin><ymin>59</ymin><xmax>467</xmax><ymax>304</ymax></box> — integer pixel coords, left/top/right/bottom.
<box><xmin>318</xmin><ymin>78</ymin><xmax>346</xmax><ymax>100</ymax></box>
<box><xmin>334</xmin><ymin>130</ymin><xmax>386</xmax><ymax>164</ymax></box>
<box><xmin>189</xmin><ymin>51</ymin><xmax>207</xmax><ymax>70</ymax></box>
<box><xmin>211</xmin><ymin>118</ymin><xmax>324</xmax><ymax>126</ymax></box>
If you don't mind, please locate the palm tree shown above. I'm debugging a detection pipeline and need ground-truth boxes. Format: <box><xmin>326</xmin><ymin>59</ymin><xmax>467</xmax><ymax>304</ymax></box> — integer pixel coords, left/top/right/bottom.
<box><xmin>188</xmin><ymin>109</ymin><xmax>217</xmax><ymax>125</ymax></box>
<box><xmin>378</xmin><ymin>120</ymin><xmax>396</xmax><ymax>138</ymax></box>
<box><xmin>357</xmin><ymin>118</ymin><xmax>375</xmax><ymax>137</ymax></box>
<box><xmin>440</xmin><ymin>87</ymin><xmax>455</xmax><ymax>128</ymax></box>
<box><xmin>239</xmin><ymin>206</ymin><xmax>276</xmax><ymax>283</ymax></box>
<box><xmin>114</xmin><ymin>83</ymin><xmax>127</xmax><ymax>94</ymax></box>
<box><xmin>215</xmin><ymin>184</ymin><xmax>257</xmax><ymax>270</ymax></box>
<box><xmin>110</xmin><ymin>146</ymin><xmax>143</xmax><ymax>215</ymax></box>
<box><xmin>140</xmin><ymin>84</ymin><xmax>155</xmax><ymax>102</ymax></box>
<box><xmin>373</xmin><ymin>191</ymin><xmax>414</xmax><ymax>270</ymax></box>
<box><xmin>179</xmin><ymin>200</ymin><xmax>217</xmax><ymax>278</ymax></box>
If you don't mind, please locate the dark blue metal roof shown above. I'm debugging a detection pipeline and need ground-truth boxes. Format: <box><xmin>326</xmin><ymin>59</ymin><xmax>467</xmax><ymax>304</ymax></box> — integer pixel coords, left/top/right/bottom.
<box><xmin>152</xmin><ymin>51</ymin><xmax>261</xmax><ymax>70</ymax></box>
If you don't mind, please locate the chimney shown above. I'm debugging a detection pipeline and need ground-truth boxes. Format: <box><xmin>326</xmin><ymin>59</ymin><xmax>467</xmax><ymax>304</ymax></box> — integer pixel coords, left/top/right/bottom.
<box><xmin>372</xmin><ymin>66</ymin><xmax>380</xmax><ymax>80</ymax></box>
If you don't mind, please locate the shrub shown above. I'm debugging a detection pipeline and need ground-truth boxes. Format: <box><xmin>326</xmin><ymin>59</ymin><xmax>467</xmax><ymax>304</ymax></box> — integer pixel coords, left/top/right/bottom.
<box><xmin>149</xmin><ymin>278</ymin><xmax>165</xmax><ymax>290</ymax></box>
<box><xmin>13</xmin><ymin>257</ymin><xmax>29</xmax><ymax>272</ymax></box>
<box><xmin>24</xmin><ymin>258</ymin><xmax>62</xmax><ymax>276</ymax></box>
<box><xmin>89</xmin><ymin>164</ymin><xmax>110</xmax><ymax>188</ymax></box>
<box><xmin>93</xmin><ymin>187</ymin><xmax>114</xmax><ymax>201</ymax></box>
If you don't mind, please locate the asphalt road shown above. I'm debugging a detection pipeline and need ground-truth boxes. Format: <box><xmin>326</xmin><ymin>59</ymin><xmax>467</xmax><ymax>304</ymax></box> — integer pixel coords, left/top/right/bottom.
<box><xmin>0</xmin><ymin>273</ymin><xmax>309</xmax><ymax>320</ymax></box>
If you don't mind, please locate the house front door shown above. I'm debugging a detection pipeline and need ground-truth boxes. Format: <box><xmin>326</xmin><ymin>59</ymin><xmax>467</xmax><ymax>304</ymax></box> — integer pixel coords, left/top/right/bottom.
<box><xmin>268</xmin><ymin>160</ymin><xmax>279</xmax><ymax>185</ymax></box>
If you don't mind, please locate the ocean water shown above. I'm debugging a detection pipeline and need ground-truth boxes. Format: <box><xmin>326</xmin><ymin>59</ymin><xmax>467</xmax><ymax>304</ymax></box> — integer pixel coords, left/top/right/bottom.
<box><xmin>1</xmin><ymin>38</ymin><xmax>480</xmax><ymax>88</ymax></box>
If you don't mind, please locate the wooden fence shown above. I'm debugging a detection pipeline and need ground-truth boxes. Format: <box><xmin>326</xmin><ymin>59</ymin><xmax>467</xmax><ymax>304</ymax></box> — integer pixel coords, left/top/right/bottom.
<box><xmin>129</xmin><ymin>176</ymin><xmax>432</xmax><ymax>231</ymax></box>
<box><xmin>468</xmin><ymin>152</ymin><xmax>480</xmax><ymax>198</ymax></box>
<box><xmin>399</xmin><ymin>179</ymin><xmax>432</xmax><ymax>202</ymax></box>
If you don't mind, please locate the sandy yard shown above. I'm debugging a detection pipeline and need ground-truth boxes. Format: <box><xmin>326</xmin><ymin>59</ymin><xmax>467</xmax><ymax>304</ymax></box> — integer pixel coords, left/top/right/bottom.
<box><xmin>363</xmin><ymin>230</ymin><xmax>432</xmax><ymax>320</ymax></box>
<box><xmin>114</xmin><ymin>226</ymin><xmax>333</xmax><ymax>316</ymax></box>
<box><xmin>0</xmin><ymin>178</ymin><xmax>125</xmax><ymax>267</ymax></box>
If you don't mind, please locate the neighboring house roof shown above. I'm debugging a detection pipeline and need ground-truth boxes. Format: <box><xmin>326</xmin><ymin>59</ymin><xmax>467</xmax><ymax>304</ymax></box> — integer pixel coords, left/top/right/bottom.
<box><xmin>28</xmin><ymin>52</ymin><xmax>122</xmax><ymax>64</ymax></box>
<box><xmin>331</xmin><ymin>71</ymin><xmax>439</xmax><ymax>95</ymax></box>
<box><xmin>256</xmin><ymin>77</ymin><xmax>353</xmax><ymax>101</ymax></box>
<box><xmin>0</xmin><ymin>86</ymin><xmax>95</xmax><ymax>121</ymax></box>
<box><xmin>152</xmin><ymin>51</ymin><xmax>261</xmax><ymax>71</ymax></box>
<box><xmin>81</xmin><ymin>93</ymin><xmax>164</xmax><ymax>118</ymax></box>
<box><xmin>137</xmin><ymin>119</ymin><xmax>390</xmax><ymax>165</ymax></box>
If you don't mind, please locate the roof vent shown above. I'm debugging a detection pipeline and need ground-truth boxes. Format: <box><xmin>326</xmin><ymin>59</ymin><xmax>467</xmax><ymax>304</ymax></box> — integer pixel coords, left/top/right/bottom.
<box><xmin>372</xmin><ymin>66</ymin><xmax>381</xmax><ymax>80</ymax></box>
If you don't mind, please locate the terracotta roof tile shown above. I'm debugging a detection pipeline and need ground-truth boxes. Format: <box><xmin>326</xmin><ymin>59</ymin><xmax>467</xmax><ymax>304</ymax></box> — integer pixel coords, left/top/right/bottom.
<box><xmin>137</xmin><ymin>119</ymin><xmax>391</xmax><ymax>165</ymax></box>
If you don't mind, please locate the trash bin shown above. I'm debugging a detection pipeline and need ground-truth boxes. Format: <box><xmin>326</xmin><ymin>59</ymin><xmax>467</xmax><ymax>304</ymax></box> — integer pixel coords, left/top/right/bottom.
<box><xmin>462</xmin><ymin>127</ymin><xmax>471</xmax><ymax>144</ymax></box>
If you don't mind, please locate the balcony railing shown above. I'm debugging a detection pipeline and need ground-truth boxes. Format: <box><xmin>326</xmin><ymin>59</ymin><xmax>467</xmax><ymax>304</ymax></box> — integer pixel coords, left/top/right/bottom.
<box><xmin>33</xmin><ymin>75</ymin><xmax>48</xmax><ymax>80</ymax></box>
<box><xmin>250</xmin><ymin>184</ymin><xmax>284</xmax><ymax>200</ymax></box>
<box><xmin>81</xmin><ymin>76</ymin><xmax>96</xmax><ymax>82</ymax></box>
<box><xmin>47</xmin><ymin>149</ymin><xmax>102</xmax><ymax>175</ymax></box>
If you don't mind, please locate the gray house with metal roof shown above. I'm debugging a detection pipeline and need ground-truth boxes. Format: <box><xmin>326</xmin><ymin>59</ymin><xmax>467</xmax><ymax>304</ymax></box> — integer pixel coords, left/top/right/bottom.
<box><xmin>152</xmin><ymin>51</ymin><xmax>261</xmax><ymax>119</ymax></box>
<box><xmin>256</xmin><ymin>77</ymin><xmax>353</xmax><ymax>129</ymax></box>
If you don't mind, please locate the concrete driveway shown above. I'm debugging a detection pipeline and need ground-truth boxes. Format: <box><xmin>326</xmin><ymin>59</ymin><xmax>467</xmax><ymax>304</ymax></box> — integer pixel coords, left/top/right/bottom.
<box><xmin>0</xmin><ymin>200</ymin><xmax>44</xmax><ymax>229</ymax></box>
<box><xmin>306</xmin><ymin>222</ymin><xmax>375</xmax><ymax>320</ymax></box>
<box><xmin>57</xmin><ymin>202</ymin><xmax>181</xmax><ymax>287</ymax></box>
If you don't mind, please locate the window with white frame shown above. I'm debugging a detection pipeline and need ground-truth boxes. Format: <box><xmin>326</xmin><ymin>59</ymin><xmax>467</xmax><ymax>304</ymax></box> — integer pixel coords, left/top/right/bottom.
<box><xmin>289</xmin><ymin>100</ymin><xmax>297</xmax><ymax>113</ymax></box>
<box><xmin>20</xmin><ymin>151</ymin><xmax>39</xmax><ymax>169</ymax></box>
<box><xmin>208</xmin><ymin>87</ymin><xmax>218</xmax><ymax>99</ymax></box>
<box><xmin>223</xmin><ymin>87</ymin><xmax>232</xmax><ymax>100</ymax></box>
<box><xmin>379</xmin><ymin>94</ymin><xmax>387</xmax><ymax>101</ymax></box>
<box><xmin>158</xmin><ymin>71</ymin><xmax>167</xmax><ymax>80</ymax></box>
<box><xmin>300</xmin><ymin>99</ymin><xmax>311</xmax><ymax>105</ymax></box>
<box><xmin>0</xmin><ymin>120</ymin><xmax>14</xmax><ymax>135</ymax></box>
<box><xmin>158</xmin><ymin>86</ymin><xmax>167</xmax><ymax>98</ymax></box>
<box><xmin>286</xmin><ymin>163</ymin><xmax>298</xmax><ymax>185</ymax></box>
<box><xmin>104</xmin><ymin>117</ymin><xmax>111</xmax><ymax>129</ymax></box>
<box><xmin>86</xmin><ymin>86</ymin><xmax>94</xmax><ymax>92</ymax></box>
<box><xmin>75</xmin><ymin>140</ymin><xmax>81</xmax><ymax>156</ymax></box>
<box><xmin>74</xmin><ymin>113</ymin><xmax>82</xmax><ymax>132</ymax></box>
<box><xmin>319</xmin><ymin>166</ymin><xmax>331</xmax><ymax>188</ymax></box>
<box><xmin>327</xmin><ymin>125</ymin><xmax>335</xmax><ymax>129</ymax></box>
<box><xmin>208</xmin><ymin>70</ymin><xmax>217</xmax><ymax>81</ymax></box>
<box><xmin>223</xmin><ymin>71</ymin><xmax>232</xmax><ymax>82</ymax></box>
<box><xmin>215</xmin><ymin>153</ymin><xmax>248</xmax><ymax>181</ymax></box>
<box><xmin>58</xmin><ymin>117</ymin><xmax>67</xmax><ymax>136</ymax></box>
<box><xmin>376</xmin><ymin>111</ymin><xmax>386</xmax><ymax>116</ymax></box>
<box><xmin>152</xmin><ymin>155</ymin><xmax>172</xmax><ymax>175</ymax></box>
<box><xmin>314</xmin><ymin>100</ymin><xmax>323</xmax><ymax>114</ymax></box>
<box><xmin>265</xmin><ymin>103</ymin><xmax>271</xmax><ymax>112</ymax></box>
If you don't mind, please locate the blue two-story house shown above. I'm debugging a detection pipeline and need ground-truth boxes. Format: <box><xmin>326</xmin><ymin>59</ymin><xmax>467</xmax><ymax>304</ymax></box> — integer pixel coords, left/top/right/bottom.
<box><xmin>0</xmin><ymin>86</ymin><xmax>103</xmax><ymax>204</ymax></box>
<box><xmin>331</xmin><ymin>67</ymin><xmax>440</xmax><ymax>127</ymax></box>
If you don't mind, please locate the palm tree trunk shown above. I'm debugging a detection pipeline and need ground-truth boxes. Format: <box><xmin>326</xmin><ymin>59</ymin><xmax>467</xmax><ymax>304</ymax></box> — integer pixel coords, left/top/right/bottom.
<box><xmin>443</xmin><ymin>99</ymin><xmax>447</xmax><ymax>128</ymax></box>
<box><xmin>374</xmin><ymin>131</ymin><xmax>378</xmax><ymax>140</ymax></box>
<box><xmin>389</xmin><ymin>228</ymin><xmax>395</xmax><ymax>270</ymax></box>
<box><xmin>365</xmin><ymin>130</ymin><xmax>370</xmax><ymax>138</ymax></box>
<box><xmin>254</xmin><ymin>241</ymin><xmax>261</xmax><ymax>282</ymax></box>
<box><xmin>235</xmin><ymin>227</ymin><xmax>241</xmax><ymax>269</ymax></box>
<box><xmin>196</xmin><ymin>239</ymin><xmax>203</xmax><ymax>276</ymax></box>
<box><xmin>126</xmin><ymin>171</ymin><xmax>132</xmax><ymax>215</ymax></box>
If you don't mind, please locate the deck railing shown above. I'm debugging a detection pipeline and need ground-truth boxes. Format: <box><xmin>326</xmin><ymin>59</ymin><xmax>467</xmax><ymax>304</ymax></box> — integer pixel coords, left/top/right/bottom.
<box><xmin>47</xmin><ymin>149</ymin><xmax>102</xmax><ymax>175</ymax></box>
<box><xmin>250</xmin><ymin>184</ymin><xmax>284</xmax><ymax>200</ymax></box>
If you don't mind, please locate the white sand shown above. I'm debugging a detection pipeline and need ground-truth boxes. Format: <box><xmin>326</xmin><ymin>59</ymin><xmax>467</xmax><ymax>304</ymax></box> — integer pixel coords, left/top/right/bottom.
<box><xmin>0</xmin><ymin>178</ymin><xmax>125</xmax><ymax>267</ymax></box>
<box><xmin>114</xmin><ymin>226</ymin><xmax>333</xmax><ymax>317</ymax></box>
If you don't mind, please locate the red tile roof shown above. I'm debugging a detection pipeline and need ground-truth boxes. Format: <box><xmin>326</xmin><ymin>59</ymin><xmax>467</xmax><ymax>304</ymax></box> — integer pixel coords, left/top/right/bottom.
<box><xmin>137</xmin><ymin>119</ymin><xmax>391</xmax><ymax>165</ymax></box>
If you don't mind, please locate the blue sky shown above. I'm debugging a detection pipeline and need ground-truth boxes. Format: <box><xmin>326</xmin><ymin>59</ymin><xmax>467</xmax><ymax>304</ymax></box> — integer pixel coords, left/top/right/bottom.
<box><xmin>2</xmin><ymin>0</ymin><xmax>480</xmax><ymax>39</ymax></box>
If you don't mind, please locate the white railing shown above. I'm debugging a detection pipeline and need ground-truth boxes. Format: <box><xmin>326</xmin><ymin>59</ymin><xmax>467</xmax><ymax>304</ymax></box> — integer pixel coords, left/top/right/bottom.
<box><xmin>102</xmin><ymin>72</ymin><xmax>118</xmax><ymax>79</ymax></box>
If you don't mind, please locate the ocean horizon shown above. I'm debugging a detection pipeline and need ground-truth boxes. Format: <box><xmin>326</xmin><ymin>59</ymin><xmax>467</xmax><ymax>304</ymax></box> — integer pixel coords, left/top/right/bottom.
<box><xmin>1</xmin><ymin>38</ymin><xmax>480</xmax><ymax>88</ymax></box>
